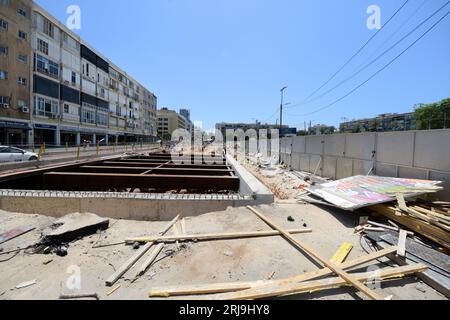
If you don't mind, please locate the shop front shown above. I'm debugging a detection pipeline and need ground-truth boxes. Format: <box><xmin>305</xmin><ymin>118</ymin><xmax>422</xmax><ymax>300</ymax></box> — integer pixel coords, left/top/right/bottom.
<box><xmin>60</xmin><ymin>126</ymin><xmax>80</xmax><ymax>147</ymax></box>
<box><xmin>0</xmin><ymin>120</ymin><xmax>32</xmax><ymax>147</ymax></box>
<box><xmin>34</xmin><ymin>124</ymin><xmax>57</xmax><ymax>146</ymax></box>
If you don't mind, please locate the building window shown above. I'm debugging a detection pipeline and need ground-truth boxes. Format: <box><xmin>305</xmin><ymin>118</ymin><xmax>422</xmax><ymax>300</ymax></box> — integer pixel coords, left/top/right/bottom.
<box><xmin>35</xmin><ymin>96</ymin><xmax>58</xmax><ymax>117</ymax></box>
<box><xmin>0</xmin><ymin>19</ymin><xmax>7</xmax><ymax>31</ymax></box>
<box><xmin>97</xmin><ymin>113</ymin><xmax>108</xmax><ymax>126</ymax></box>
<box><xmin>44</xmin><ymin>19</ymin><xmax>54</xmax><ymax>38</ymax></box>
<box><xmin>0</xmin><ymin>0</ymin><xmax>11</xmax><ymax>6</ymax></box>
<box><xmin>81</xmin><ymin>108</ymin><xmax>95</xmax><ymax>124</ymax></box>
<box><xmin>18</xmin><ymin>7</ymin><xmax>26</xmax><ymax>17</ymax></box>
<box><xmin>64</xmin><ymin>104</ymin><xmax>69</xmax><ymax>113</ymax></box>
<box><xmin>18</xmin><ymin>30</ymin><xmax>27</xmax><ymax>40</ymax></box>
<box><xmin>18</xmin><ymin>53</ymin><xmax>27</xmax><ymax>63</ymax></box>
<box><xmin>37</xmin><ymin>39</ymin><xmax>49</xmax><ymax>55</ymax></box>
<box><xmin>0</xmin><ymin>96</ymin><xmax>10</xmax><ymax>106</ymax></box>
<box><xmin>0</xmin><ymin>46</ymin><xmax>7</xmax><ymax>55</ymax></box>
<box><xmin>18</xmin><ymin>77</ymin><xmax>27</xmax><ymax>86</ymax></box>
<box><xmin>0</xmin><ymin>70</ymin><xmax>8</xmax><ymax>79</ymax></box>
<box><xmin>36</xmin><ymin>54</ymin><xmax>59</xmax><ymax>78</ymax></box>
<box><xmin>71</xmin><ymin>71</ymin><xmax>76</xmax><ymax>84</ymax></box>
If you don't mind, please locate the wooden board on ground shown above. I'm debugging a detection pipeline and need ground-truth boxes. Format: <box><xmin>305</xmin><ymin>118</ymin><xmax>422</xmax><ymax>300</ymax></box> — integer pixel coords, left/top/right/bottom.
<box><xmin>105</xmin><ymin>215</ymin><xmax>180</xmax><ymax>287</ymax></box>
<box><xmin>126</xmin><ymin>228</ymin><xmax>312</xmax><ymax>244</ymax></box>
<box><xmin>246</xmin><ymin>206</ymin><xmax>385</xmax><ymax>300</ymax></box>
<box><xmin>149</xmin><ymin>246</ymin><xmax>398</xmax><ymax>297</ymax></box>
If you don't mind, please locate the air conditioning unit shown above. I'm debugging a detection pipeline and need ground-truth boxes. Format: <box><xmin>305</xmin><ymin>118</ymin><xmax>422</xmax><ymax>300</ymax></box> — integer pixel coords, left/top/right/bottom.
<box><xmin>20</xmin><ymin>106</ymin><xmax>29</xmax><ymax>113</ymax></box>
<box><xmin>1</xmin><ymin>103</ymin><xmax>10</xmax><ymax>109</ymax></box>
<box><xmin>64</xmin><ymin>80</ymin><xmax>69</xmax><ymax>85</ymax></box>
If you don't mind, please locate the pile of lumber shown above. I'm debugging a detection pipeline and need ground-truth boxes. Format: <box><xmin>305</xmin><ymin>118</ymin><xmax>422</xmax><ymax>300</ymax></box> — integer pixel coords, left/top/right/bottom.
<box><xmin>368</xmin><ymin>197</ymin><xmax>450</xmax><ymax>251</ymax></box>
<box><xmin>146</xmin><ymin>206</ymin><xmax>427</xmax><ymax>300</ymax></box>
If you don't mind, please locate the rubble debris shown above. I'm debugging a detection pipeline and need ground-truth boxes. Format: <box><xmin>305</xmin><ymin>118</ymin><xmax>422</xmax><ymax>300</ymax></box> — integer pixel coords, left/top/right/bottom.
<box><xmin>307</xmin><ymin>176</ymin><xmax>443</xmax><ymax>210</ymax></box>
<box><xmin>369</xmin><ymin>203</ymin><xmax>450</xmax><ymax>250</ymax></box>
<box><xmin>15</xmin><ymin>279</ymin><xmax>36</xmax><ymax>289</ymax></box>
<box><xmin>42</xmin><ymin>213</ymin><xmax>109</xmax><ymax>245</ymax></box>
<box><xmin>55</xmin><ymin>246</ymin><xmax>68</xmax><ymax>257</ymax></box>
<box><xmin>59</xmin><ymin>292</ymin><xmax>99</xmax><ymax>300</ymax></box>
<box><xmin>365</xmin><ymin>230</ymin><xmax>450</xmax><ymax>298</ymax></box>
<box><xmin>106</xmin><ymin>284</ymin><xmax>121</xmax><ymax>296</ymax></box>
<box><xmin>105</xmin><ymin>215</ymin><xmax>180</xmax><ymax>287</ymax></box>
<box><xmin>223</xmin><ymin>250</ymin><xmax>234</xmax><ymax>257</ymax></box>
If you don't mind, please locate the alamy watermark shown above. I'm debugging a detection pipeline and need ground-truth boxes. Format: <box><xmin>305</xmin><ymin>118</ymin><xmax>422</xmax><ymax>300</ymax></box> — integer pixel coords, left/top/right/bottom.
<box><xmin>66</xmin><ymin>5</ymin><xmax>81</xmax><ymax>30</ymax></box>
<box><xmin>367</xmin><ymin>4</ymin><xmax>382</xmax><ymax>30</ymax></box>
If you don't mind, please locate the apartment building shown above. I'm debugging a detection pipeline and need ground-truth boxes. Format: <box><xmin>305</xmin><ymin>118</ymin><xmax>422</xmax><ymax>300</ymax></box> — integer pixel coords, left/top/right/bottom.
<box><xmin>180</xmin><ymin>108</ymin><xmax>193</xmax><ymax>134</ymax></box>
<box><xmin>215</xmin><ymin>122</ymin><xmax>292</xmax><ymax>139</ymax></box>
<box><xmin>0</xmin><ymin>0</ymin><xmax>157</xmax><ymax>147</ymax></box>
<box><xmin>339</xmin><ymin>112</ymin><xmax>417</xmax><ymax>133</ymax></box>
<box><xmin>0</xmin><ymin>0</ymin><xmax>32</xmax><ymax>145</ymax></box>
<box><xmin>157</xmin><ymin>108</ymin><xmax>187</xmax><ymax>139</ymax></box>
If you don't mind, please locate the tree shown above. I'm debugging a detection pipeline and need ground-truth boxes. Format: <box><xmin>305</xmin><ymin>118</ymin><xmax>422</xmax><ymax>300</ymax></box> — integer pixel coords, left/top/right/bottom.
<box><xmin>414</xmin><ymin>98</ymin><xmax>450</xmax><ymax>130</ymax></box>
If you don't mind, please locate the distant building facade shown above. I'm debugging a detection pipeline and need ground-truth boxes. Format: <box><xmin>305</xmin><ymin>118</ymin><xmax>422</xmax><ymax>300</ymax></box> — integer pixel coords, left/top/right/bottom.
<box><xmin>0</xmin><ymin>0</ymin><xmax>158</xmax><ymax>147</ymax></box>
<box><xmin>157</xmin><ymin>108</ymin><xmax>187</xmax><ymax>138</ymax></box>
<box><xmin>340</xmin><ymin>112</ymin><xmax>416</xmax><ymax>133</ymax></box>
<box><xmin>0</xmin><ymin>0</ymin><xmax>32</xmax><ymax>145</ymax></box>
<box><xmin>215</xmin><ymin>122</ymin><xmax>295</xmax><ymax>138</ymax></box>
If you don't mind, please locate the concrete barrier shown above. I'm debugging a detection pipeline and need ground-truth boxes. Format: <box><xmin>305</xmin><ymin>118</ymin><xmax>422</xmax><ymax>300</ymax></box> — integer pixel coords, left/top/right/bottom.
<box><xmin>280</xmin><ymin>129</ymin><xmax>450</xmax><ymax>200</ymax></box>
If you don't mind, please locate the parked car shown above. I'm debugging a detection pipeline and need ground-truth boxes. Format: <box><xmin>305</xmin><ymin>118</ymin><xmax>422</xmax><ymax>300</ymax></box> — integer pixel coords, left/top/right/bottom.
<box><xmin>0</xmin><ymin>146</ymin><xmax>39</xmax><ymax>163</ymax></box>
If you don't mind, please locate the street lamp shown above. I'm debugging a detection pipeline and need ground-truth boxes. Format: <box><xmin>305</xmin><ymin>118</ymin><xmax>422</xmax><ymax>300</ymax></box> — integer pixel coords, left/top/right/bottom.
<box><xmin>280</xmin><ymin>86</ymin><xmax>288</xmax><ymax>128</ymax></box>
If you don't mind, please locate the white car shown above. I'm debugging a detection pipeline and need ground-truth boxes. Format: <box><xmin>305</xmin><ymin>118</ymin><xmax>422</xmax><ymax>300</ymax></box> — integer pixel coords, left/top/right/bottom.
<box><xmin>0</xmin><ymin>146</ymin><xmax>39</xmax><ymax>163</ymax></box>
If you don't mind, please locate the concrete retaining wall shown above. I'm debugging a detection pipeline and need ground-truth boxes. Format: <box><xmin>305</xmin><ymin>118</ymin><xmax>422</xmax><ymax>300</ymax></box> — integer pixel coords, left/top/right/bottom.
<box><xmin>0</xmin><ymin>191</ymin><xmax>255</xmax><ymax>221</ymax></box>
<box><xmin>280</xmin><ymin>129</ymin><xmax>450</xmax><ymax>200</ymax></box>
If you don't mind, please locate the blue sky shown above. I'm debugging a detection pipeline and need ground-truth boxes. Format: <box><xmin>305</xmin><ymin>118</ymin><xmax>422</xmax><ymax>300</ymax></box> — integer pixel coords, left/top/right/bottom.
<box><xmin>36</xmin><ymin>0</ymin><xmax>450</xmax><ymax>131</ymax></box>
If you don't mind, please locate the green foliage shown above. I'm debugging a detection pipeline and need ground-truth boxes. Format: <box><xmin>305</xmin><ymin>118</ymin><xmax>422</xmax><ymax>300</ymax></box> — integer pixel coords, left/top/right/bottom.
<box><xmin>414</xmin><ymin>98</ymin><xmax>450</xmax><ymax>130</ymax></box>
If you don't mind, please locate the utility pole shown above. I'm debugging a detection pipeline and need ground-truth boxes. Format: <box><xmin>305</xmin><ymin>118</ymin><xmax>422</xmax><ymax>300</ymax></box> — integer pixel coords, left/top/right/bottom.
<box><xmin>279</xmin><ymin>86</ymin><xmax>287</xmax><ymax>128</ymax></box>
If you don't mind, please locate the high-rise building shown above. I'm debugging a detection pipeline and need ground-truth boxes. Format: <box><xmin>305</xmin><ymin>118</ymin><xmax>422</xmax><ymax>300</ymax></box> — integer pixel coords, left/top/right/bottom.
<box><xmin>0</xmin><ymin>0</ymin><xmax>32</xmax><ymax>145</ymax></box>
<box><xmin>0</xmin><ymin>0</ymin><xmax>157</xmax><ymax>147</ymax></box>
<box><xmin>157</xmin><ymin>108</ymin><xmax>187</xmax><ymax>139</ymax></box>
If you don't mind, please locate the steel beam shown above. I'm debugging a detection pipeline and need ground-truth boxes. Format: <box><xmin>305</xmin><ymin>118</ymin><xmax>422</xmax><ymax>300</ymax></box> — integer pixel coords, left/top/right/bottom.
<box><xmin>78</xmin><ymin>166</ymin><xmax>234</xmax><ymax>176</ymax></box>
<box><xmin>100</xmin><ymin>161</ymin><xmax>231</xmax><ymax>169</ymax></box>
<box><xmin>43</xmin><ymin>172</ymin><xmax>240</xmax><ymax>191</ymax></box>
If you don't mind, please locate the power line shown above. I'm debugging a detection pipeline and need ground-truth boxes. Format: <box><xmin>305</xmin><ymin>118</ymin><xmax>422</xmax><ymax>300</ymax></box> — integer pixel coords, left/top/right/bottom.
<box><xmin>352</xmin><ymin>0</ymin><xmax>429</xmax><ymax>74</ymax></box>
<box><xmin>262</xmin><ymin>107</ymin><xmax>280</xmax><ymax>123</ymax></box>
<box><xmin>299</xmin><ymin>0</ymin><xmax>411</xmax><ymax>104</ymax></box>
<box><xmin>286</xmin><ymin>10</ymin><xmax>449</xmax><ymax>118</ymax></box>
<box><xmin>286</xmin><ymin>1</ymin><xmax>449</xmax><ymax>108</ymax></box>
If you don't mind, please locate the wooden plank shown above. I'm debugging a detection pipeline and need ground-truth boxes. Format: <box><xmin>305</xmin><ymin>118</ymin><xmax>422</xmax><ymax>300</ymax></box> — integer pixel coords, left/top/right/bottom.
<box><xmin>372</xmin><ymin>239</ymin><xmax>450</xmax><ymax>298</ymax></box>
<box><xmin>135</xmin><ymin>243</ymin><xmax>165</xmax><ymax>278</ymax></box>
<box><xmin>246</xmin><ymin>206</ymin><xmax>385</xmax><ymax>300</ymax></box>
<box><xmin>397</xmin><ymin>230</ymin><xmax>407</xmax><ymax>257</ymax></box>
<box><xmin>149</xmin><ymin>246</ymin><xmax>398</xmax><ymax>297</ymax></box>
<box><xmin>330</xmin><ymin>243</ymin><xmax>353</xmax><ymax>265</ymax></box>
<box><xmin>105</xmin><ymin>215</ymin><xmax>180</xmax><ymax>287</ymax></box>
<box><xmin>126</xmin><ymin>228</ymin><xmax>313</xmax><ymax>244</ymax></box>
<box><xmin>369</xmin><ymin>205</ymin><xmax>450</xmax><ymax>250</ymax></box>
<box><xmin>396</xmin><ymin>195</ymin><xmax>450</xmax><ymax>231</ymax></box>
<box><xmin>213</xmin><ymin>264</ymin><xmax>427</xmax><ymax>300</ymax></box>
